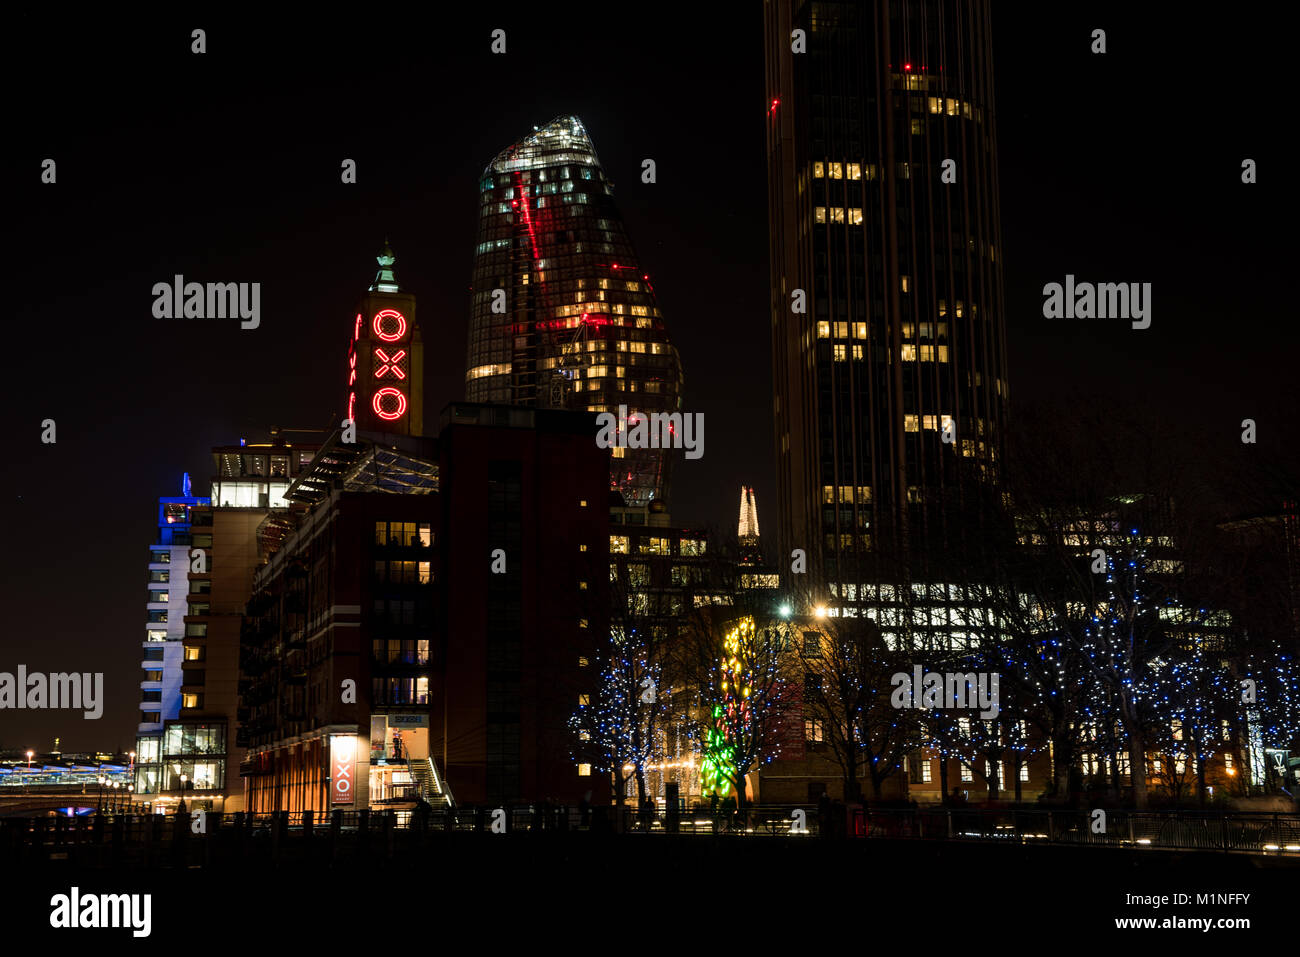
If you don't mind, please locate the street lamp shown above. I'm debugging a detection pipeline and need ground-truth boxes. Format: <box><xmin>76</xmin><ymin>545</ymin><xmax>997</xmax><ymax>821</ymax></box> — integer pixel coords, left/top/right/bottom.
<box><xmin>96</xmin><ymin>775</ymin><xmax>106</xmax><ymax>814</ymax></box>
<box><xmin>111</xmin><ymin>781</ymin><xmax>121</xmax><ymax>813</ymax></box>
<box><xmin>178</xmin><ymin>773</ymin><xmax>188</xmax><ymax>814</ymax></box>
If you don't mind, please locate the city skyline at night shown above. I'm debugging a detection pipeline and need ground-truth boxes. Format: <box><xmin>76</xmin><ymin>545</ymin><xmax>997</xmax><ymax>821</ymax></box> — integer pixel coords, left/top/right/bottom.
<box><xmin>1</xmin><ymin>4</ymin><xmax>1296</xmax><ymax>942</ymax></box>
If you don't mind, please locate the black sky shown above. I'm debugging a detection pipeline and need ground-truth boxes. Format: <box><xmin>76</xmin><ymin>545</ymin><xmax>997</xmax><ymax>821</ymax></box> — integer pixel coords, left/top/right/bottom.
<box><xmin>1</xmin><ymin>4</ymin><xmax>1292</xmax><ymax>751</ymax></box>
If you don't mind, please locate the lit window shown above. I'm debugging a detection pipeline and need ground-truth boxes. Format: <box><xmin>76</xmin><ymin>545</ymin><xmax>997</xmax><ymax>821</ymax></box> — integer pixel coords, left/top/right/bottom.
<box><xmin>847</xmin><ymin>163</ymin><xmax>861</xmax><ymax>180</ymax></box>
<box><xmin>921</xmin><ymin>760</ymin><xmax>932</xmax><ymax>783</ymax></box>
<box><xmin>834</xmin><ymin>321</ymin><xmax>848</xmax><ymax>338</ymax></box>
<box><xmin>578</xmin><ymin>544</ymin><xmax>588</xmax><ymax>552</ymax></box>
<box><xmin>1020</xmin><ymin>764</ymin><xmax>1030</xmax><ymax>782</ymax></box>
<box><xmin>928</xmin><ymin>97</ymin><xmax>942</xmax><ymax>114</ymax></box>
<box><xmin>901</xmin><ymin>275</ymin><xmax>910</xmax><ymax>293</ymax></box>
<box><xmin>849</xmin><ymin>208</ymin><xmax>863</xmax><ymax>225</ymax></box>
<box><xmin>182</xmin><ymin>693</ymin><xmax>200</xmax><ymax>709</ymax></box>
<box><xmin>816</xmin><ymin>321</ymin><xmax>830</xmax><ymax>338</ymax></box>
<box><xmin>938</xmin><ymin>300</ymin><xmax>947</xmax><ymax>316</ymax></box>
<box><xmin>578</xmin><ymin>656</ymin><xmax>589</xmax><ymax>666</ymax></box>
<box><xmin>578</xmin><ymin>694</ymin><xmax>590</xmax><ymax>706</ymax></box>
<box><xmin>904</xmin><ymin>414</ymin><xmax>919</xmax><ymax>432</ymax></box>
<box><xmin>833</xmin><ymin>344</ymin><xmax>847</xmax><ymax>361</ymax></box>
<box><xmin>920</xmin><ymin>345</ymin><xmax>935</xmax><ymax>361</ymax></box>
<box><xmin>813</xmin><ymin>161</ymin><xmax>824</xmax><ymax>178</ymax></box>
<box><xmin>610</xmin><ymin>535</ymin><xmax>628</xmax><ymax>553</ymax></box>
<box><xmin>828</xmin><ymin>162</ymin><xmax>842</xmax><ymax>179</ymax></box>
<box><xmin>938</xmin><ymin>345</ymin><xmax>949</xmax><ymax>362</ymax></box>
<box><xmin>901</xmin><ymin>344</ymin><xmax>917</xmax><ymax>361</ymax></box>
<box><xmin>578</xmin><ymin>763</ymin><xmax>592</xmax><ymax>776</ymax></box>
<box><xmin>946</xmin><ymin>98</ymin><xmax>959</xmax><ymax>116</ymax></box>
<box><xmin>852</xmin><ymin>344</ymin><xmax>863</xmax><ymax>359</ymax></box>
<box><xmin>961</xmin><ymin>764</ymin><xmax>972</xmax><ymax>782</ymax></box>
<box><xmin>823</xmin><ymin>485</ymin><xmax>835</xmax><ymax>504</ymax></box>
<box><xmin>911</xmin><ymin>119</ymin><xmax>923</xmax><ymax>135</ymax></box>
<box><xmin>830</xmin><ymin>207</ymin><xmax>845</xmax><ymax>224</ymax></box>
<box><xmin>923</xmin><ymin>415</ymin><xmax>937</xmax><ymax>430</ymax></box>
<box><xmin>814</xmin><ymin>206</ymin><xmax>826</xmax><ymax>224</ymax></box>
<box><xmin>579</xmin><ymin>500</ymin><xmax>588</xmax><ymax>508</ymax></box>
<box><xmin>853</xmin><ymin>322</ymin><xmax>867</xmax><ymax>338</ymax></box>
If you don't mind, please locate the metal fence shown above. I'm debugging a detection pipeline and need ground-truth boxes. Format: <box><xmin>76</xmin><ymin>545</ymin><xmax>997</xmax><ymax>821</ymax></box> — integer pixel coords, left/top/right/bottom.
<box><xmin>3</xmin><ymin>804</ymin><xmax>1298</xmax><ymax>868</ymax></box>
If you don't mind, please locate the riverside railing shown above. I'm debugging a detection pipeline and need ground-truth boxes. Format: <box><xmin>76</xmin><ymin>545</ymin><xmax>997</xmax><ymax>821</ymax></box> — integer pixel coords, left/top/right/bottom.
<box><xmin>2</xmin><ymin>805</ymin><xmax>1297</xmax><ymax>868</ymax></box>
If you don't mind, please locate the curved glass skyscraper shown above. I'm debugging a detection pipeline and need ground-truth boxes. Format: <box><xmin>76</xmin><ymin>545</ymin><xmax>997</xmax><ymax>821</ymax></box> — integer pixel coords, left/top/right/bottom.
<box><xmin>466</xmin><ymin>116</ymin><xmax>683</xmax><ymax>507</ymax></box>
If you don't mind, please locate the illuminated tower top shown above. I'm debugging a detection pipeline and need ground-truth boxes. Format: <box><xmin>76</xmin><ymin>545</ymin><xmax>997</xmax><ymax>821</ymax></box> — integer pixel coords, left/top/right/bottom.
<box><xmin>346</xmin><ymin>242</ymin><xmax>424</xmax><ymax>437</ymax></box>
<box><xmin>738</xmin><ymin>486</ymin><xmax>760</xmax><ymax>542</ymax></box>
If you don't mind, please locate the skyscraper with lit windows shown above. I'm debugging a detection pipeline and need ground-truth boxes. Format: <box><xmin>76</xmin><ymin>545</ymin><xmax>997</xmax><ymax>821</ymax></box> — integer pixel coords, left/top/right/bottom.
<box><xmin>466</xmin><ymin>116</ymin><xmax>683</xmax><ymax>507</ymax></box>
<box><xmin>765</xmin><ymin>0</ymin><xmax>1009</xmax><ymax>593</ymax></box>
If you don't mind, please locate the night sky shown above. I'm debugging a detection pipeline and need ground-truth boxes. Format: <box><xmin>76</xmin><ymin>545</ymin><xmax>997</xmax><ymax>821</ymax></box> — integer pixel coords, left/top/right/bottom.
<box><xmin>1</xmin><ymin>5</ymin><xmax>1291</xmax><ymax>751</ymax></box>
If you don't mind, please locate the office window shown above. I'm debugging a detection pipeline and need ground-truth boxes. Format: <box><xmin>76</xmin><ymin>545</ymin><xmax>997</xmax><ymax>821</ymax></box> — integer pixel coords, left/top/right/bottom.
<box><xmin>181</xmin><ymin>693</ymin><xmax>201</xmax><ymax>709</ymax></box>
<box><xmin>817</xmin><ymin>321</ymin><xmax>830</xmax><ymax>338</ymax></box>
<box><xmin>814</xmin><ymin>206</ymin><xmax>826</xmax><ymax>224</ymax></box>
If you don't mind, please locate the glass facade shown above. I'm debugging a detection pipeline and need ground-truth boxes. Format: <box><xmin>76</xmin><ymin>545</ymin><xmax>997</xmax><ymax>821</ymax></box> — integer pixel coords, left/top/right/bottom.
<box><xmin>766</xmin><ymin>0</ymin><xmax>1010</xmax><ymax>586</ymax></box>
<box><xmin>466</xmin><ymin>115</ymin><xmax>684</xmax><ymax>507</ymax></box>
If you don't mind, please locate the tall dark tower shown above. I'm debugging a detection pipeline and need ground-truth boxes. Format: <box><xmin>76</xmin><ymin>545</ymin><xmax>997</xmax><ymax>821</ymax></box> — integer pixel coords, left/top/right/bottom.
<box><xmin>466</xmin><ymin>116</ymin><xmax>684</xmax><ymax>507</ymax></box>
<box><xmin>346</xmin><ymin>241</ymin><xmax>424</xmax><ymax>436</ymax></box>
<box><xmin>765</xmin><ymin>1</ymin><xmax>1009</xmax><ymax>599</ymax></box>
